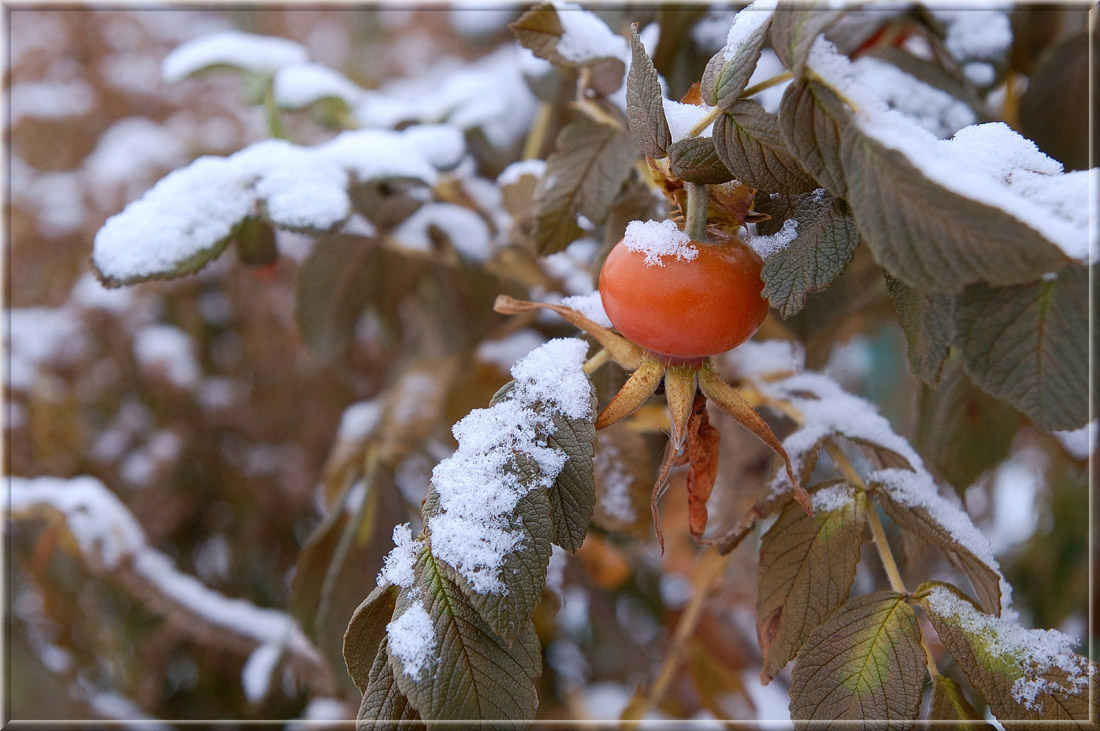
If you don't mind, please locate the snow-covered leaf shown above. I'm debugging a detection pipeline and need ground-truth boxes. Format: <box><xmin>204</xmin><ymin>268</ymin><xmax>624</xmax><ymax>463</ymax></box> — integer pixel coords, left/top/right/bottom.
<box><xmin>625</xmin><ymin>24</ymin><xmax>670</xmax><ymax>159</ymax></box>
<box><xmin>701</xmin><ymin>0</ymin><xmax>776</xmax><ymax>109</ymax></box>
<box><xmin>788</xmin><ymin>591</ymin><xmax>926</xmax><ymax>727</ymax></box>
<box><xmin>510</xmin><ymin>2</ymin><xmax>627</xmax><ymax>96</ymax></box>
<box><xmin>273</xmin><ymin>62</ymin><xmax>362</xmax><ymax>110</ymax></box>
<box><xmin>162</xmin><ymin>31</ymin><xmax>307</xmax><ymax>83</ymax></box>
<box><xmin>668</xmin><ymin>136</ymin><xmax>734</xmax><ymax>184</ymax></box>
<box><xmin>389</xmin><ymin>552</ymin><xmax>540</xmax><ymax>726</ymax></box>
<box><xmin>344</xmin><ymin>584</ymin><xmax>399</xmax><ymax>694</ymax></box>
<box><xmin>714</xmin><ymin>100</ymin><xmax>817</xmax><ymax>194</ymax></box>
<box><xmin>920</xmin><ymin>581</ymin><xmax>1097</xmax><ymax>726</ymax></box>
<box><xmin>884</xmin><ymin>275</ymin><xmax>954</xmax><ymax>387</ymax></box>
<box><xmin>757</xmin><ymin>485</ymin><xmax>866</xmax><ymax>682</ymax></box>
<box><xmin>955</xmin><ymin>265</ymin><xmax>1089</xmax><ymax>432</ymax></box>
<box><xmin>531</xmin><ymin>118</ymin><xmax>638</xmax><ymax>255</ymax></box>
<box><xmin>872</xmin><ymin>468</ymin><xmax>1002</xmax><ymax>615</ymax></box>
<box><xmin>758</xmin><ymin>189</ymin><xmax>858</xmax><ymax>318</ymax></box>
<box><xmin>356</xmin><ymin>634</ymin><xmax>420</xmax><ymax>727</ymax></box>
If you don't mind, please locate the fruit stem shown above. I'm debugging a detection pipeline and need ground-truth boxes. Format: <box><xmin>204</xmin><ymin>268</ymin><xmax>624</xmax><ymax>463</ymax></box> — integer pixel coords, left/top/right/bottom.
<box><xmin>684</xmin><ymin>182</ymin><xmax>709</xmax><ymax>242</ymax></box>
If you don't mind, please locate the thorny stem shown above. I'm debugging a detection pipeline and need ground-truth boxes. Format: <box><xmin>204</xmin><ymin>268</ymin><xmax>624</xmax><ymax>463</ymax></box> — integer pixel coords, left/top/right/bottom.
<box><xmin>686</xmin><ymin>70</ymin><xmax>795</xmax><ymax>138</ymax></box>
<box><xmin>626</xmin><ymin>548</ymin><xmax>730</xmax><ymax>723</ymax></box>
<box><xmin>684</xmin><ymin>182</ymin><xmax>709</xmax><ymax>241</ymax></box>
<box><xmin>523</xmin><ymin>101</ymin><xmax>554</xmax><ymax>160</ymax></box>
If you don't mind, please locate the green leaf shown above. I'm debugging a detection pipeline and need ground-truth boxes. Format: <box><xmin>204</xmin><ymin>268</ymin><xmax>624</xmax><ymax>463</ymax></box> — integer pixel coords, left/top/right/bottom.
<box><xmin>344</xmin><ymin>584</ymin><xmax>399</xmax><ymax>694</ymax></box>
<box><xmin>356</xmin><ymin>635</ymin><xmax>421</xmax><ymax>729</ymax></box>
<box><xmin>759</xmin><ymin>189</ymin><xmax>859</xmax><ymax>318</ymax></box>
<box><xmin>757</xmin><ymin>485</ymin><xmax>867</xmax><ymax>682</ymax></box>
<box><xmin>929</xmin><ymin>674</ymin><xmax>993</xmax><ymax>729</ymax></box>
<box><xmin>233</xmin><ymin>216</ymin><xmax>279</xmax><ymax>267</ymax></box>
<box><xmin>839</xmin><ymin>121</ymin><xmax>1073</xmax><ymax>293</ymax></box>
<box><xmin>714</xmin><ymin>100</ymin><xmax>817</xmax><ymax>194</ymax></box>
<box><xmin>915</xmin><ymin>359</ymin><xmax>1020</xmax><ymax>493</ymax></box>
<box><xmin>626</xmin><ymin>24</ymin><xmax>670</xmax><ymax>159</ymax></box>
<box><xmin>668</xmin><ymin>136</ymin><xmax>735</xmax><ymax>184</ymax></box>
<box><xmin>531</xmin><ymin>118</ymin><xmax>638</xmax><ymax>255</ymax></box>
<box><xmin>778</xmin><ymin>79</ymin><xmax>851</xmax><ymax>198</ymax></box>
<box><xmin>428</xmin><ymin>473</ymin><xmax>553</xmax><ymax>643</ymax></box>
<box><xmin>788</xmin><ymin>590</ymin><xmax>926</xmax><ymax>728</ymax></box>
<box><xmin>954</xmin><ymin>266</ymin><xmax>1089</xmax><ymax>432</ymax></box>
<box><xmin>872</xmin><ymin>471</ymin><xmax>1001</xmax><ymax>615</ymax></box>
<box><xmin>390</xmin><ymin>552</ymin><xmax>540</xmax><ymax>727</ymax></box>
<box><xmin>884</xmin><ymin>274</ymin><xmax>955</xmax><ymax>387</ymax></box>
<box><xmin>546</xmin><ymin>394</ymin><xmax>598</xmax><ymax>552</ymax></box>
<box><xmin>295</xmin><ymin>234</ymin><xmax>381</xmax><ymax>360</ymax></box>
<box><xmin>919</xmin><ymin>581</ymin><xmax>1098</xmax><ymax>728</ymax></box>
<box><xmin>769</xmin><ymin>6</ymin><xmax>847</xmax><ymax>77</ymax></box>
<box><xmin>701</xmin><ymin>3</ymin><xmax>774</xmax><ymax>108</ymax></box>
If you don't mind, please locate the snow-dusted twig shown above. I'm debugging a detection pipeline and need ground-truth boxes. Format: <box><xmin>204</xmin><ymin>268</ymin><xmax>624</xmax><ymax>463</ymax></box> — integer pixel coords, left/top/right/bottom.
<box><xmin>5</xmin><ymin>475</ymin><xmax>337</xmax><ymax>697</ymax></box>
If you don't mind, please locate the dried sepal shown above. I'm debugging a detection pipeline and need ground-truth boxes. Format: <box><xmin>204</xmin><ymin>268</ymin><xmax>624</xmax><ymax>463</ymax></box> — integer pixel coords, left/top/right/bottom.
<box><xmin>595</xmin><ymin>358</ymin><xmax>664</xmax><ymax>431</ymax></box>
<box><xmin>697</xmin><ymin>363</ymin><xmax>813</xmax><ymax>516</ymax></box>
<box><xmin>493</xmin><ymin>295</ymin><xmax>646</xmax><ymax>370</ymax></box>
<box><xmin>664</xmin><ymin>365</ymin><xmax>698</xmax><ymax>448</ymax></box>
<box><xmin>681</xmin><ymin>392</ymin><xmax>721</xmax><ymax>538</ymax></box>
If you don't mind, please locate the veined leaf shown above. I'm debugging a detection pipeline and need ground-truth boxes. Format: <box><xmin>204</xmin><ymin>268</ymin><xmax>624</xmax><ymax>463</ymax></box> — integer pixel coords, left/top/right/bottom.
<box><xmin>778</xmin><ymin>79</ymin><xmax>850</xmax><ymax>198</ymax></box>
<box><xmin>356</xmin><ymin>634</ymin><xmax>421</xmax><ymax>728</ymax></box>
<box><xmin>344</xmin><ymin>584</ymin><xmax>399</xmax><ymax>694</ymax></box>
<box><xmin>531</xmin><ymin>118</ymin><xmax>638</xmax><ymax>255</ymax></box>
<box><xmin>546</xmin><ymin>395</ymin><xmax>598</xmax><ymax>552</ymax></box>
<box><xmin>788</xmin><ymin>591</ymin><xmax>926</xmax><ymax>728</ymax></box>
<box><xmin>919</xmin><ymin>581</ymin><xmax>1097</xmax><ymax>727</ymax></box>
<box><xmin>510</xmin><ymin>3</ymin><xmax>625</xmax><ymax>96</ymax></box>
<box><xmin>714</xmin><ymin>100</ymin><xmax>817</xmax><ymax>194</ymax></box>
<box><xmin>626</xmin><ymin>25</ymin><xmax>670</xmax><ymax>159</ymax></box>
<box><xmin>915</xmin><ymin>360</ymin><xmax>1020</xmax><ymax>493</ymax></box>
<box><xmin>759</xmin><ymin>189</ymin><xmax>859</xmax><ymax>318</ymax></box>
<box><xmin>929</xmin><ymin>674</ymin><xmax>993</xmax><ymax>729</ymax></box>
<box><xmin>872</xmin><ymin>469</ymin><xmax>1002</xmax><ymax>615</ymax></box>
<box><xmin>702</xmin><ymin>0</ymin><xmax>776</xmax><ymax>108</ymax></box>
<box><xmin>757</xmin><ymin>485</ymin><xmax>867</xmax><ymax>682</ymax></box>
<box><xmin>389</xmin><ymin>552</ymin><xmax>540</xmax><ymax>727</ymax></box>
<box><xmin>769</xmin><ymin>6</ymin><xmax>847</xmax><ymax>77</ymax></box>
<box><xmin>668</xmin><ymin>136</ymin><xmax>735</xmax><ymax>184</ymax></box>
<box><xmin>884</xmin><ymin>274</ymin><xmax>955</xmax><ymax>387</ymax></box>
<box><xmin>954</xmin><ymin>265</ymin><xmax>1089</xmax><ymax>432</ymax></box>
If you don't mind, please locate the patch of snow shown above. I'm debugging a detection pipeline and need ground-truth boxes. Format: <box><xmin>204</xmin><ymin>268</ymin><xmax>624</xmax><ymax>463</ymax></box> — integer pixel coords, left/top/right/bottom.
<box><xmin>497</xmin><ymin>159</ymin><xmax>546</xmax><ymax>187</ymax></box>
<box><xmin>963</xmin><ymin>61</ymin><xmax>996</xmax><ymax>87</ymax></box>
<box><xmin>594</xmin><ymin>440</ymin><xmax>636</xmax><ymax>523</ymax></box>
<box><xmin>162</xmin><ymin>31</ymin><xmax>308</xmax><ymax>83</ymax></box>
<box><xmin>928</xmin><ymin>9</ymin><xmax>1012</xmax><ymax>64</ymax></box>
<box><xmin>849</xmin><ymin>56</ymin><xmax>975</xmax><ymax>138</ymax></box>
<box><xmin>924</xmin><ymin>584</ymin><xmax>1093</xmax><ymax>709</ymax></box>
<box><xmin>659</xmin><ymin>572</ymin><xmax>693</xmax><ymax>610</ymax></box>
<box><xmin>475</xmin><ymin>329</ymin><xmax>547</xmax><ymax>372</ymax></box>
<box><xmin>989</xmin><ymin>451</ymin><xmax>1043</xmax><ymax>552</ymax></box>
<box><xmin>133</xmin><ymin>324</ymin><xmax>200</xmax><ymax>389</ymax></box>
<box><xmin>337</xmin><ymin>399</ymin><xmax>384</xmax><ymax>443</ymax></box>
<box><xmin>8</xmin><ymin>80</ymin><xmax>95</xmax><ymax>124</ymax></box>
<box><xmin>5</xmin><ymin>308</ymin><xmax>87</xmax><ymax>391</ymax></box>
<box><xmin>747</xmin><ymin>218</ymin><xmax>798</xmax><ymax>259</ymax></box>
<box><xmin>623</xmin><ymin>219</ymin><xmax>698</xmax><ymax>266</ymax></box>
<box><xmin>387</xmin><ymin>600</ymin><xmax>437</xmax><ymax>679</ymax></box>
<box><xmin>449</xmin><ymin>7</ymin><xmax>516</xmax><ymax>37</ymax></box>
<box><xmin>722</xmin><ymin>0</ymin><xmax>777</xmax><ymax>61</ymax></box>
<box><xmin>273</xmin><ymin>62</ymin><xmax>363</xmax><ymax>109</ymax></box>
<box><xmin>561</xmin><ymin>292</ymin><xmax>613</xmax><ymax>329</ymax></box>
<box><xmin>664</xmin><ymin>99</ymin><xmax>715</xmax><ymax>142</ymax></box>
<box><xmin>379</xmin><ymin>524</ymin><xmax>419</xmax><ymax>588</ymax></box>
<box><xmin>241</xmin><ymin>643</ymin><xmax>281</xmax><ymax>703</ymax></box>
<box><xmin>84</xmin><ymin>117</ymin><xmax>188</xmax><ymax>205</ymax></box>
<box><xmin>1053</xmin><ymin>420</ymin><xmax>1096</xmax><ymax>460</ymax></box>
<box><xmin>552</xmin><ymin>2</ymin><xmax>628</xmax><ymax>65</ymax></box>
<box><xmin>811</xmin><ymin>483</ymin><xmax>856</xmax><ymax>512</ymax></box>
<box><xmin>720</xmin><ymin>338</ymin><xmax>806</xmax><ymax>381</ymax></box>
<box><xmin>391</xmin><ymin>202</ymin><xmax>492</xmax><ymax>262</ymax></box>
<box><xmin>744</xmin><ymin>48</ymin><xmax>789</xmax><ymax>113</ymax></box>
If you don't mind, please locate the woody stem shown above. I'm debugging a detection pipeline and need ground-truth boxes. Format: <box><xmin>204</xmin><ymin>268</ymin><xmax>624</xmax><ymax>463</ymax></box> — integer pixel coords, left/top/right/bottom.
<box><xmin>684</xmin><ymin>182</ymin><xmax>709</xmax><ymax>242</ymax></box>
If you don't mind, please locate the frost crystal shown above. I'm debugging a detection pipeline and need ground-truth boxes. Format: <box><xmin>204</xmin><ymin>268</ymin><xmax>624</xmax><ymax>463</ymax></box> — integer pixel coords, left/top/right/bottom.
<box><xmin>623</xmin><ymin>219</ymin><xmax>699</xmax><ymax>266</ymax></box>
<box><xmin>424</xmin><ymin>338</ymin><xmax>592</xmax><ymax>595</ymax></box>
<box><xmin>925</xmin><ymin>585</ymin><xmax>1093</xmax><ymax>709</ymax></box>
<box><xmin>387</xmin><ymin>600</ymin><xmax>437</xmax><ymax>679</ymax></box>
<box><xmin>811</xmin><ymin>483</ymin><xmax>855</xmax><ymax>513</ymax></box>
<box><xmin>378</xmin><ymin>524</ymin><xmax>419</xmax><ymax>588</ymax></box>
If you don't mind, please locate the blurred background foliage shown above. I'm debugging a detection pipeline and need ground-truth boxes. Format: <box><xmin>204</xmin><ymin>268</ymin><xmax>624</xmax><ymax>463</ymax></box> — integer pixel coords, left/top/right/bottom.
<box><xmin>4</xmin><ymin>4</ymin><xmax>1093</xmax><ymax>724</ymax></box>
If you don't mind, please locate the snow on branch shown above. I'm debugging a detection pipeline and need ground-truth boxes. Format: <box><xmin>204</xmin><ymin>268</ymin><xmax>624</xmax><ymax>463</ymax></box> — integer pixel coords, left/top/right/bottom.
<box><xmin>92</xmin><ymin>125</ymin><xmax>465</xmax><ymax>285</ymax></box>
<box><xmin>6</xmin><ymin>475</ymin><xmax>336</xmax><ymax>696</ymax></box>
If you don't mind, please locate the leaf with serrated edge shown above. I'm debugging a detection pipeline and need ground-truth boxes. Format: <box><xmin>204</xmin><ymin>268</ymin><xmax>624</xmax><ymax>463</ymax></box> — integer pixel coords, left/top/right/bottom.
<box><xmin>789</xmin><ymin>590</ymin><xmax>926</xmax><ymax>728</ymax></box>
<box><xmin>668</xmin><ymin>136</ymin><xmax>735</xmax><ymax>184</ymax></box>
<box><xmin>840</xmin><ymin>121</ymin><xmax>1072</xmax><ymax>293</ymax></box>
<box><xmin>779</xmin><ymin>79</ymin><xmax>850</xmax><ymax>198</ymax></box>
<box><xmin>546</xmin><ymin>395</ymin><xmax>598</xmax><ymax>552</ymax></box>
<box><xmin>954</xmin><ymin>265</ymin><xmax>1089</xmax><ymax>432</ymax></box>
<box><xmin>702</xmin><ymin>2</ymin><xmax>775</xmax><ymax>108</ymax></box>
<box><xmin>356</xmin><ymin>634</ymin><xmax>421</xmax><ymax>728</ymax></box>
<box><xmin>715</xmin><ymin>100</ymin><xmax>817</xmax><ymax>194</ymax></box>
<box><xmin>758</xmin><ymin>486</ymin><xmax>866</xmax><ymax>682</ymax></box>
<box><xmin>344</xmin><ymin>584</ymin><xmax>399</xmax><ymax>694</ymax></box>
<box><xmin>873</xmin><ymin>471</ymin><xmax>1001</xmax><ymax>615</ymax></box>
<box><xmin>769</xmin><ymin>6</ymin><xmax>846</xmax><ymax>77</ymax></box>
<box><xmin>919</xmin><ymin>581</ymin><xmax>1097</xmax><ymax>728</ymax></box>
<box><xmin>532</xmin><ymin>119</ymin><xmax>638</xmax><ymax>255</ymax></box>
<box><xmin>760</xmin><ymin>189</ymin><xmax>859</xmax><ymax>318</ymax></box>
<box><xmin>929</xmin><ymin>674</ymin><xmax>992</xmax><ymax>729</ymax></box>
<box><xmin>390</xmin><ymin>552</ymin><xmax>540</xmax><ymax>726</ymax></box>
<box><xmin>626</xmin><ymin>25</ymin><xmax>670</xmax><ymax>159</ymax></box>
<box><xmin>885</xmin><ymin>274</ymin><xmax>955</xmax><ymax>387</ymax></box>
